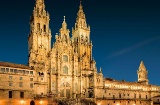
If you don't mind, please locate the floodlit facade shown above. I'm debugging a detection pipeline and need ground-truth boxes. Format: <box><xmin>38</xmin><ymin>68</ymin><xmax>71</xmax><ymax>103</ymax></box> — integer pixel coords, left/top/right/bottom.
<box><xmin>0</xmin><ymin>0</ymin><xmax>160</xmax><ymax>105</ymax></box>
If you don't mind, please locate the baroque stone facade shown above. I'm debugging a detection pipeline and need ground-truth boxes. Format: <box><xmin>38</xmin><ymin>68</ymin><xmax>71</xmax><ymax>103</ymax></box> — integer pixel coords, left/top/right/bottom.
<box><xmin>0</xmin><ymin>0</ymin><xmax>160</xmax><ymax>105</ymax></box>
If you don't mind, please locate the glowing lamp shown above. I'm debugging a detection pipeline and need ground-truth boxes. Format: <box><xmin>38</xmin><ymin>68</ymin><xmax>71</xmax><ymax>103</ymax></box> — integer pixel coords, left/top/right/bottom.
<box><xmin>20</xmin><ymin>100</ymin><xmax>25</xmax><ymax>104</ymax></box>
<box><xmin>40</xmin><ymin>100</ymin><xmax>43</xmax><ymax>104</ymax></box>
<box><xmin>97</xmin><ymin>103</ymin><xmax>101</xmax><ymax>105</ymax></box>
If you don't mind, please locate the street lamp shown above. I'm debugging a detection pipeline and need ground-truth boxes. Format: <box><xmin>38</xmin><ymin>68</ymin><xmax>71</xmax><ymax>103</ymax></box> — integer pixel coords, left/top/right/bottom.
<box><xmin>97</xmin><ymin>102</ymin><xmax>101</xmax><ymax>105</ymax></box>
<box><xmin>20</xmin><ymin>100</ymin><xmax>25</xmax><ymax>104</ymax></box>
<box><xmin>39</xmin><ymin>100</ymin><xmax>43</xmax><ymax>104</ymax></box>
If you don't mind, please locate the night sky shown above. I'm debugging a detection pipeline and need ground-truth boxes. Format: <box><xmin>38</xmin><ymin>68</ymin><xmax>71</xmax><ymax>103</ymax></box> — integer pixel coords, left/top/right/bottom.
<box><xmin>0</xmin><ymin>0</ymin><xmax>160</xmax><ymax>85</ymax></box>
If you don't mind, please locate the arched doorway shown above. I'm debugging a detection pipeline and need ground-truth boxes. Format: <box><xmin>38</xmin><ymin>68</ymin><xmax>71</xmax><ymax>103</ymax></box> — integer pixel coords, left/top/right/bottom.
<box><xmin>30</xmin><ymin>100</ymin><xmax>35</xmax><ymax>105</ymax></box>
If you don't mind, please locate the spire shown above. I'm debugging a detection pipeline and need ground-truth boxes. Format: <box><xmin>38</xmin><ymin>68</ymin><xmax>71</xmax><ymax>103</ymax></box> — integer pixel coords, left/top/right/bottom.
<box><xmin>62</xmin><ymin>16</ymin><xmax>67</xmax><ymax>30</ymax></box>
<box><xmin>137</xmin><ymin>61</ymin><xmax>149</xmax><ymax>84</ymax></box>
<box><xmin>75</xmin><ymin>1</ymin><xmax>88</xmax><ymax>29</ymax></box>
<box><xmin>32</xmin><ymin>0</ymin><xmax>48</xmax><ymax>17</ymax></box>
<box><xmin>100</xmin><ymin>67</ymin><xmax>102</xmax><ymax>73</ymax></box>
<box><xmin>139</xmin><ymin>61</ymin><xmax>146</xmax><ymax>71</ymax></box>
<box><xmin>78</xmin><ymin>1</ymin><xmax>85</xmax><ymax>19</ymax></box>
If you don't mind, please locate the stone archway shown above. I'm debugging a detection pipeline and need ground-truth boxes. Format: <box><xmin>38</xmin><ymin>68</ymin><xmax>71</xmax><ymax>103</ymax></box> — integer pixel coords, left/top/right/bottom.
<box><xmin>30</xmin><ymin>100</ymin><xmax>35</xmax><ymax>105</ymax></box>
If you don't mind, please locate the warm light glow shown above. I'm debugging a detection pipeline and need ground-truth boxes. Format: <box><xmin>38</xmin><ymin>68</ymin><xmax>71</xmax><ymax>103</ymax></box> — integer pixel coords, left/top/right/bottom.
<box><xmin>40</xmin><ymin>100</ymin><xmax>43</xmax><ymax>104</ymax></box>
<box><xmin>97</xmin><ymin>103</ymin><xmax>101</xmax><ymax>105</ymax></box>
<box><xmin>133</xmin><ymin>104</ymin><xmax>136</xmax><ymax>105</ymax></box>
<box><xmin>116</xmin><ymin>103</ymin><xmax>120</xmax><ymax>105</ymax></box>
<box><xmin>20</xmin><ymin>100</ymin><xmax>25</xmax><ymax>104</ymax></box>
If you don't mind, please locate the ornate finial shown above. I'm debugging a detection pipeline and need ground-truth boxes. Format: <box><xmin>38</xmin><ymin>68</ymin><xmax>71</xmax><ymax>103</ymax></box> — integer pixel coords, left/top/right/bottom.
<box><xmin>100</xmin><ymin>67</ymin><xmax>102</xmax><ymax>73</ymax></box>
<box><xmin>139</xmin><ymin>61</ymin><xmax>146</xmax><ymax>69</ymax></box>
<box><xmin>64</xmin><ymin>16</ymin><xmax>66</xmax><ymax>21</ymax></box>
<box><xmin>79</xmin><ymin>1</ymin><xmax>83</xmax><ymax>9</ymax></box>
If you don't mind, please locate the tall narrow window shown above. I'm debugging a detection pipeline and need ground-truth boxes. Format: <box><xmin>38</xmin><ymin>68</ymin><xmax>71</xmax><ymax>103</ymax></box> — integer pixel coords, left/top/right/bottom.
<box><xmin>30</xmin><ymin>83</ymin><xmax>33</xmax><ymax>88</ymax></box>
<box><xmin>60</xmin><ymin>89</ymin><xmax>64</xmax><ymax>97</ymax></box>
<box><xmin>9</xmin><ymin>91</ymin><xmax>12</xmax><ymax>98</ymax></box>
<box><xmin>63</xmin><ymin>66</ymin><xmax>68</xmax><ymax>74</ymax></box>
<box><xmin>119</xmin><ymin>93</ymin><xmax>121</xmax><ymax>98</ymax></box>
<box><xmin>20</xmin><ymin>92</ymin><xmax>24</xmax><ymax>98</ymax></box>
<box><xmin>63</xmin><ymin>55</ymin><xmax>68</xmax><ymax>62</ymax></box>
<box><xmin>75</xmin><ymin>83</ymin><xmax>78</xmax><ymax>91</ymax></box>
<box><xmin>43</xmin><ymin>25</ymin><xmax>46</xmax><ymax>32</ymax></box>
<box><xmin>20</xmin><ymin>77</ymin><xmax>23</xmax><ymax>80</ymax></box>
<box><xmin>134</xmin><ymin>94</ymin><xmax>136</xmax><ymax>98</ymax></box>
<box><xmin>52</xmin><ymin>82</ymin><xmax>55</xmax><ymax>91</ymax></box>
<box><xmin>139</xmin><ymin>94</ymin><xmax>141</xmax><ymax>99</ymax></box>
<box><xmin>52</xmin><ymin>67</ymin><xmax>55</xmax><ymax>74</ymax></box>
<box><xmin>37</xmin><ymin>23</ymin><xmax>40</xmax><ymax>31</ymax></box>
<box><xmin>146</xmin><ymin>95</ymin><xmax>147</xmax><ymax>99</ymax></box>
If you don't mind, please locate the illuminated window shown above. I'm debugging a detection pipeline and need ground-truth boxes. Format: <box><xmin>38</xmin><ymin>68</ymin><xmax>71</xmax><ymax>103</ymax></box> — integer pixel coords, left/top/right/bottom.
<box><xmin>63</xmin><ymin>55</ymin><xmax>68</xmax><ymax>62</ymax></box>
<box><xmin>63</xmin><ymin>66</ymin><xmax>68</xmax><ymax>74</ymax></box>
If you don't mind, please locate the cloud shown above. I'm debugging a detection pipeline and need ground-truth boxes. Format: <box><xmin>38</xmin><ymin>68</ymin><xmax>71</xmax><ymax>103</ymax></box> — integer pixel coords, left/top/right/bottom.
<box><xmin>106</xmin><ymin>36</ymin><xmax>160</xmax><ymax>59</ymax></box>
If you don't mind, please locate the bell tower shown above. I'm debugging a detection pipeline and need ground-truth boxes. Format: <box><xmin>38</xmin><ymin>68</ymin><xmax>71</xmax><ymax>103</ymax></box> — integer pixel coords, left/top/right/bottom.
<box><xmin>28</xmin><ymin>0</ymin><xmax>51</xmax><ymax>95</ymax></box>
<box><xmin>72</xmin><ymin>1</ymin><xmax>92</xmax><ymax>70</ymax></box>
<box><xmin>28</xmin><ymin>0</ymin><xmax>51</xmax><ymax>69</ymax></box>
<box><xmin>137</xmin><ymin>61</ymin><xmax>149</xmax><ymax>85</ymax></box>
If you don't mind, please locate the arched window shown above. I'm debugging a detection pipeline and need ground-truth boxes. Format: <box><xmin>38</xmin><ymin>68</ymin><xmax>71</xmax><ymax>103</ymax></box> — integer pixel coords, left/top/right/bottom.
<box><xmin>63</xmin><ymin>55</ymin><xmax>68</xmax><ymax>62</ymax></box>
<box><xmin>63</xmin><ymin>66</ymin><xmax>68</xmax><ymax>74</ymax></box>
<box><xmin>43</xmin><ymin>25</ymin><xmax>46</xmax><ymax>32</ymax></box>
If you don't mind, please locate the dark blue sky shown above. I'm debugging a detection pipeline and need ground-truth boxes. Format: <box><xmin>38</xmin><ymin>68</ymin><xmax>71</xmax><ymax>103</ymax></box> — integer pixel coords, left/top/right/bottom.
<box><xmin>0</xmin><ymin>0</ymin><xmax>160</xmax><ymax>85</ymax></box>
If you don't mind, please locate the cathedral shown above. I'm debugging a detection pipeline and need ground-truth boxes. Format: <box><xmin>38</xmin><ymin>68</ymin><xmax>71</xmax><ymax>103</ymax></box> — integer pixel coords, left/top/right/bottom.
<box><xmin>0</xmin><ymin>0</ymin><xmax>160</xmax><ymax>105</ymax></box>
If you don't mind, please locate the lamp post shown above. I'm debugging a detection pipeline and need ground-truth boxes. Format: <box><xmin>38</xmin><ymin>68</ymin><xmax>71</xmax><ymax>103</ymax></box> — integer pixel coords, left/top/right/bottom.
<box><xmin>39</xmin><ymin>100</ymin><xmax>43</xmax><ymax>104</ymax></box>
<box><xmin>20</xmin><ymin>100</ymin><xmax>25</xmax><ymax>105</ymax></box>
